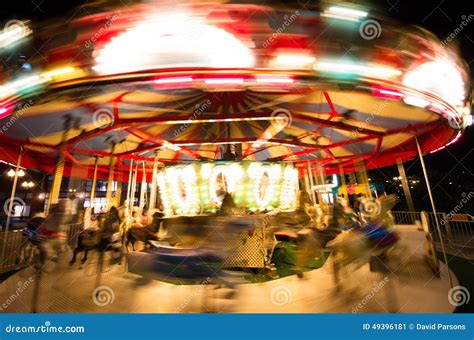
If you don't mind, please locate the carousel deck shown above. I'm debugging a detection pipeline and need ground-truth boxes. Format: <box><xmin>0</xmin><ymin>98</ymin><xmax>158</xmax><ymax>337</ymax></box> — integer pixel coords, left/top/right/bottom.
<box><xmin>0</xmin><ymin>226</ymin><xmax>457</xmax><ymax>313</ymax></box>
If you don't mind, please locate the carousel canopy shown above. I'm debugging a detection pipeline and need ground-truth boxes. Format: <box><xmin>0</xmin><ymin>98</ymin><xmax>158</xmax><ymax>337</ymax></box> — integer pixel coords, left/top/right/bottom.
<box><xmin>0</xmin><ymin>2</ymin><xmax>470</xmax><ymax>180</ymax></box>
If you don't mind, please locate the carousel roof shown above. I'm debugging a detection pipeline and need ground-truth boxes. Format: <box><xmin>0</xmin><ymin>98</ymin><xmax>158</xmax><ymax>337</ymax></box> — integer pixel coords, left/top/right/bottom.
<box><xmin>0</xmin><ymin>2</ymin><xmax>470</xmax><ymax>180</ymax></box>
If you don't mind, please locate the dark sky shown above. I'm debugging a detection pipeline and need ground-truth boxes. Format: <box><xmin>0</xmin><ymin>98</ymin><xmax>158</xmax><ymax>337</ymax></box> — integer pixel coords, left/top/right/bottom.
<box><xmin>1</xmin><ymin>0</ymin><xmax>472</xmax><ymax>212</ymax></box>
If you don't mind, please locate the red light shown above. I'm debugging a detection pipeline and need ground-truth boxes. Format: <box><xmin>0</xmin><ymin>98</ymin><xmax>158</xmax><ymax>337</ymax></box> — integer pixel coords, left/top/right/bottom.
<box><xmin>372</xmin><ymin>86</ymin><xmax>403</xmax><ymax>100</ymax></box>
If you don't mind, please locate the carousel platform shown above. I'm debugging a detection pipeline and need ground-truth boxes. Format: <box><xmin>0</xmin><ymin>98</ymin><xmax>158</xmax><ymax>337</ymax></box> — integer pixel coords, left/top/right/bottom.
<box><xmin>0</xmin><ymin>226</ymin><xmax>457</xmax><ymax>313</ymax></box>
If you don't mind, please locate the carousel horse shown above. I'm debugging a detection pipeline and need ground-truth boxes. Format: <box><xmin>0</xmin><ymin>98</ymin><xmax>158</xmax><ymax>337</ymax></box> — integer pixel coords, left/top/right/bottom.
<box><xmin>69</xmin><ymin>208</ymin><xmax>123</xmax><ymax>266</ymax></box>
<box><xmin>270</xmin><ymin>192</ymin><xmax>349</xmax><ymax>278</ymax></box>
<box><xmin>17</xmin><ymin>213</ymin><xmax>46</xmax><ymax>265</ymax></box>
<box><xmin>326</xmin><ymin>195</ymin><xmax>402</xmax><ymax>284</ymax></box>
<box><xmin>127</xmin><ymin>194</ymin><xmax>255</xmax><ymax>284</ymax></box>
<box><xmin>125</xmin><ymin>211</ymin><xmax>165</xmax><ymax>250</ymax></box>
<box><xmin>22</xmin><ymin>203</ymin><xmax>69</xmax><ymax>270</ymax></box>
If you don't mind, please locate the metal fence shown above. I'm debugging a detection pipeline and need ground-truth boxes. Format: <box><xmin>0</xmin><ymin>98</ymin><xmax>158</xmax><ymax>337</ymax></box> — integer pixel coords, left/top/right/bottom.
<box><xmin>391</xmin><ymin>211</ymin><xmax>421</xmax><ymax>225</ymax></box>
<box><xmin>0</xmin><ymin>224</ymin><xmax>83</xmax><ymax>274</ymax></box>
<box><xmin>0</xmin><ymin>230</ymin><xmax>27</xmax><ymax>274</ymax></box>
<box><xmin>392</xmin><ymin>210</ymin><xmax>474</xmax><ymax>250</ymax></box>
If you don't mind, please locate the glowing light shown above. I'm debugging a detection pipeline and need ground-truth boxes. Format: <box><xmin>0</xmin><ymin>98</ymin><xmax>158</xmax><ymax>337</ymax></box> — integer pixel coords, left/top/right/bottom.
<box><xmin>315</xmin><ymin>61</ymin><xmax>401</xmax><ymax>78</ymax></box>
<box><xmin>0</xmin><ymin>21</ymin><xmax>32</xmax><ymax>48</ymax></box>
<box><xmin>41</xmin><ymin>66</ymin><xmax>75</xmax><ymax>78</ymax></box>
<box><xmin>255</xmin><ymin>76</ymin><xmax>294</xmax><ymax>84</ymax></box>
<box><xmin>270</xmin><ymin>53</ymin><xmax>316</xmax><ymax>69</ymax></box>
<box><xmin>402</xmin><ymin>60</ymin><xmax>466</xmax><ymax>108</ymax></box>
<box><xmin>157</xmin><ymin>172</ymin><xmax>172</xmax><ymax>215</ymax></box>
<box><xmin>162</xmin><ymin>141</ymin><xmax>181</xmax><ymax>152</ymax></box>
<box><xmin>93</xmin><ymin>14</ymin><xmax>255</xmax><ymax>75</ymax></box>
<box><xmin>0</xmin><ymin>75</ymin><xmax>47</xmax><ymax>100</ymax></box>
<box><xmin>466</xmin><ymin>115</ymin><xmax>473</xmax><ymax>127</ymax></box>
<box><xmin>403</xmin><ymin>96</ymin><xmax>429</xmax><ymax>108</ymax></box>
<box><xmin>209</xmin><ymin>165</ymin><xmax>232</xmax><ymax>206</ymax></box>
<box><xmin>165</xmin><ymin>165</ymin><xmax>199</xmax><ymax>214</ymax></box>
<box><xmin>157</xmin><ymin>162</ymin><xmax>297</xmax><ymax>214</ymax></box>
<box><xmin>280</xmin><ymin>166</ymin><xmax>298</xmax><ymax>209</ymax></box>
<box><xmin>322</xmin><ymin>6</ymin><xmax>368</xmax><ymax>22</ymax></box>
<box><xmin>204</xmin><ymin>78</ymin><xmax>244</xmax><ymax>85</ymax></box>
<box><xmin>21</xmin><ymin>181</ymin><xmax>34</xmax><ymax>188</ymax></box>
<box><xmin>372</xmin><ymin>87</ymin><xmax>403</xmax><ymax>100</ymax></box>
<box><xmin>430</xmin><ymin>131</ymin><xmax>462</xmax><ymax>154</ymax></box>
<box><xmin>154</xmin><ymin>77</ymin><xmax>193</xmax><ymax>84</ymax></box>
<box><xmin>249</xmin><ymin>163</ymin><xmax>282</xmax><ymax>209</ymax></box>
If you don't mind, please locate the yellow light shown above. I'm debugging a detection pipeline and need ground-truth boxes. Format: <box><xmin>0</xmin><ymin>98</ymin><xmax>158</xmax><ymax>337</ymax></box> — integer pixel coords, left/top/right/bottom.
<box><xmin>41</xmin><ymin>66</ymin><xmax>75</xmax><ymax>78</ymax></box>
<box><xmin>7</xmin><ymin>169</ymin><xmax>15</xmax><ymax>177</ymax></box>
<box><xmin>270</xmin><ymin>53</ymin><xmax>316</xmax><ymax>69</ymax></box>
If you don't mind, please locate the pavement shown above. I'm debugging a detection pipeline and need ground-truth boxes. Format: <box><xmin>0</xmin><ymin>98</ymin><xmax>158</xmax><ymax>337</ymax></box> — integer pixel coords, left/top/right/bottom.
<box><xmin>0</xmin><ymin>225</ymin><xmax>457</xmax><ymax>313</ymax></box>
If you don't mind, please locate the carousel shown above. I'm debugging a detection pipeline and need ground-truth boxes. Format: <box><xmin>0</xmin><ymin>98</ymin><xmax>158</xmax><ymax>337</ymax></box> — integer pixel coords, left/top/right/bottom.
<box><xmin>0</xmin><ymin>1</ymin><xmax>470</xmax><ymax>312</ymax></box>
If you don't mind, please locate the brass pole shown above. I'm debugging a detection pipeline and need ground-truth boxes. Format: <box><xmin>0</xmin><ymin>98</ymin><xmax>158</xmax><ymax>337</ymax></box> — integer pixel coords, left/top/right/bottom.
<box><xmin>89</xmin><ymin>157</ymin><xmax>99</xmax><ymax>209</ymax></box>
<box><xmin>415</xmin><ymin>137</ymin><xmax>453</xmax><ymax>288</ymax></box>
<box><xmin>397</xmin><ymin>159</ymin><xmax>415</xmax><ymax>213</ymax></box>
<box><xmin>338</xmin><ymin>164</ymin><xmax>348</xmax><ymax>201</ymax></box>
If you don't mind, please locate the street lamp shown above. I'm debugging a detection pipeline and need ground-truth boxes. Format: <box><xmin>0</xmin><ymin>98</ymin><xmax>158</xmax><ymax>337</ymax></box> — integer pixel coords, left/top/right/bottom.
<box><xmin>7</xmin><ymin>169</ymin><xmax>25</xmax><ymax>177</ymax></box>
<box><xmin>21</xmin><ymin>181</ymin><xmax>35</xmax><ymax>188</ymax></box>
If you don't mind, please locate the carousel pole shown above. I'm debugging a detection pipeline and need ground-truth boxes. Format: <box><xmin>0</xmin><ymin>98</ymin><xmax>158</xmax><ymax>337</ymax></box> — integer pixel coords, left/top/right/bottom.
<box><xmin>356</xmin><ymin>160</ymin><xmax>372</xmax><ymax>198</ymax></box>
<box><xmin>415</xmin><ymin>137</ymin><xmax>453</xmax><ymax>288</ymax></box>
<box><xmin>89</xmin><ymin>156</ymin><xmax>99</xmax><ymax>210</ymax></box>
<box><xmin>46</xmin><ymin>153</ymin><xmax>65</xmax><ymax>215</ymax></box>
<box><xmin>1</xmin><ymin>150</ymin><xmax>23</xmax><ymax>268</ymax></box>
<box><xmin>306</xmin><ymin>161</ymin><xmax>317</xmax><ymax>204</ymax></box>
<box><xmin>139</xmin><ymin>161</ymin><xmax>147</xmax><ymax>212</ymax></box>
<box><xmin>5</xmin><ymin>151</ymin><xmax>23</xmax><ymax>231</ymax></box>
<box><xmin>130</xmin><ymin>163</ymin><xmax>138</xmax><ymax>214</ymax></box>
<box><xmin>303</xmin><ymin>170</ymin><xmax>311</xmax><ymax>199</ymax></box>
<box><xmin>311</xmin><ymin>162</ymin><xmax>323</xmax><ymax>206</ymax></box>
<box><xmin>338</xmin><ymin>163</ymin><xmax>348</xmax><ymax>201</ymax></box>
<box><xmin>105</xmin><ymin>143</ymin><xmax>116</xmax><ymax>210</ymax></box>
<box><xmin>125</xmin><ymin>159</ymin><xmax>134</xmax><ymax>225</ymax></box>
<box><xmin>148</xmin><ymin>151</ymin><xmax>159</xmax><ymax>216</ymax></box>
<box><xmin>396</xmin><ymin>159</ymin><xmax>415</xmax><ymax>213</ymax></box>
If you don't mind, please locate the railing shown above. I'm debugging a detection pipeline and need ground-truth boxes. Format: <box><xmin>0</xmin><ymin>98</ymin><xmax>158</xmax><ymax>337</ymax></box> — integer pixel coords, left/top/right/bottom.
<box><xmin>0</xmin><ymin>224</ymin><xmax>84</xmax><ymax>274</ymax></box>
<box><xmin>0</xmin><ymin>230</ymin><xmax>27</xmax><ymax>274</ymax></box>
<box><xmin>392</xmin><ymin>210</ymin><xmax>474</xmax><ymax>250</ymax></box>
<box><xmin>391</xmin><ymin>211</ymin><xmax>421</xmax><ymax>225</ymax></box>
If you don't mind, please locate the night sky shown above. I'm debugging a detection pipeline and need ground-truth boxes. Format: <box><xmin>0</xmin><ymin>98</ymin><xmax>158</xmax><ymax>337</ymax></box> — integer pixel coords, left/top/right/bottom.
<box><xmin>0</xmin><ymin>0</ymin><xmax>472</xmax><ymax>213</ymax></box>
